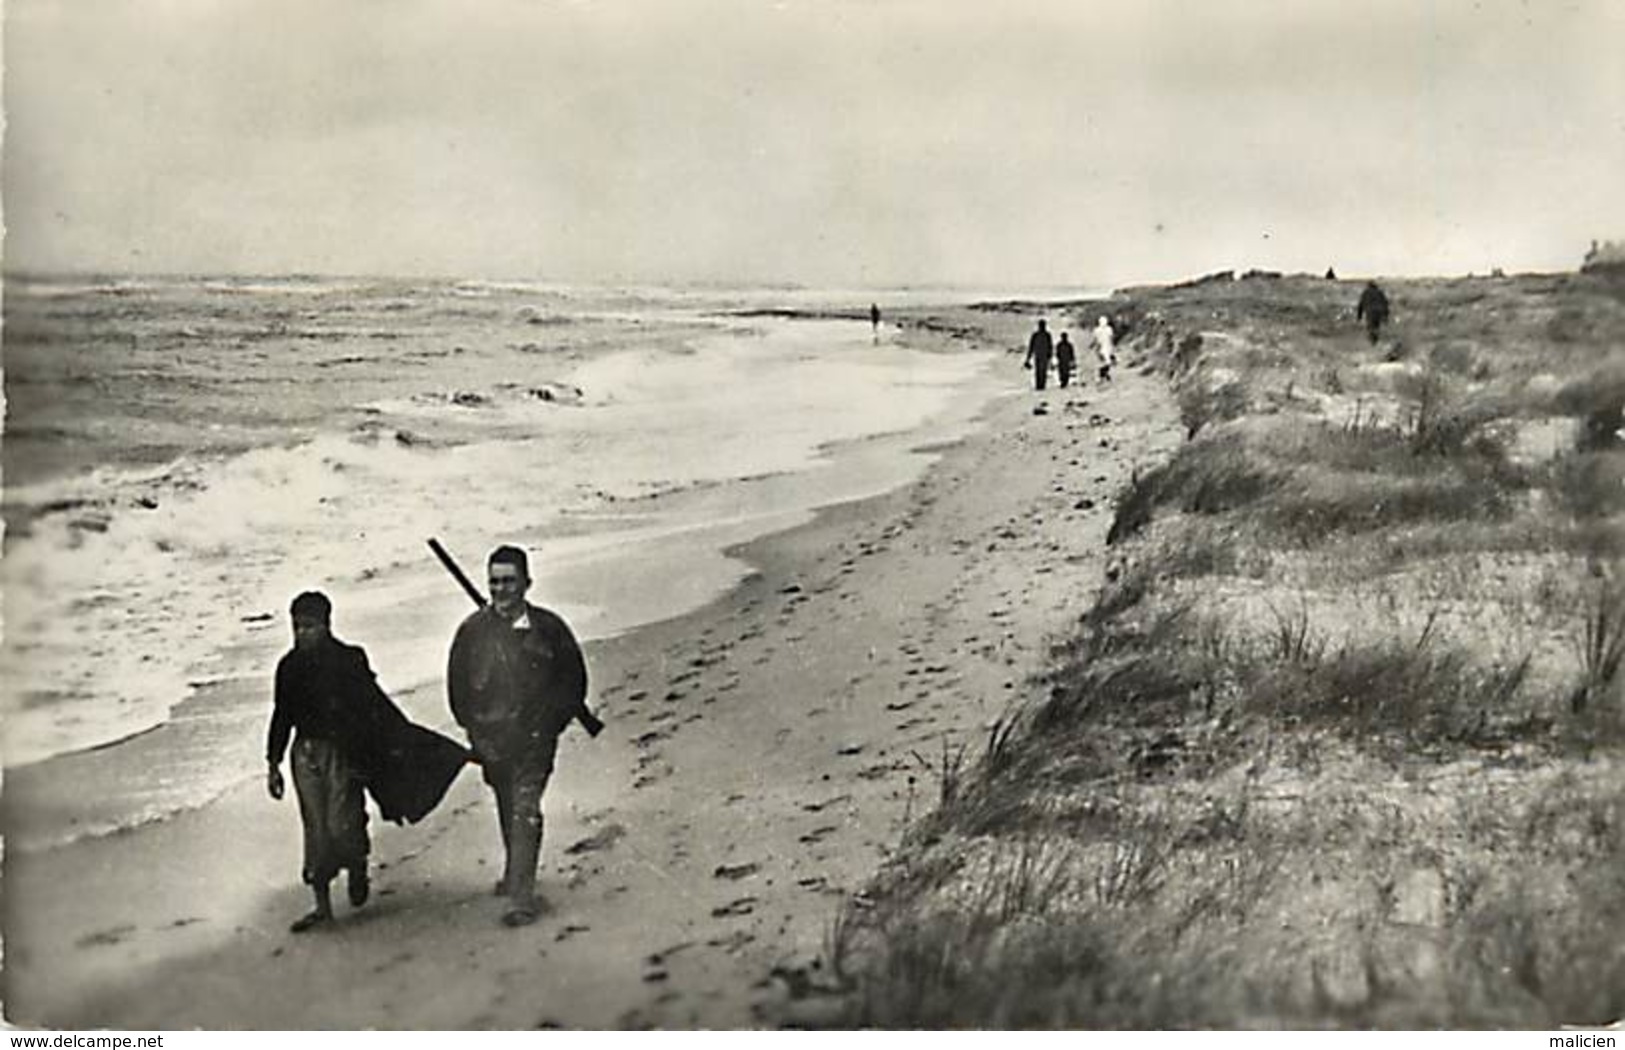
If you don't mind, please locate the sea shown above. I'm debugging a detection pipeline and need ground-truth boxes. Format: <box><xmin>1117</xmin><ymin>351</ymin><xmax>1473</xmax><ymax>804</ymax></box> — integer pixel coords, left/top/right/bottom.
<box><xmin>1</xmin><ymin>274</ymin><xmax>1095</xmax><ymax>853</ymax></box>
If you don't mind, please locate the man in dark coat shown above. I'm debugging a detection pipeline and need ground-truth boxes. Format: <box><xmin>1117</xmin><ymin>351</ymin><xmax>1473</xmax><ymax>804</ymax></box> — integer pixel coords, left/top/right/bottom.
<box><xmin>447</xmin><ymin>545</ymin><xmax>591</xmax><ymax>927</ymax></box>
<box><xmin>1055</xmin><ymin>332</ymin><xmax>1077</xmax><ymax>388</ymax></box>
<box><xmin>267</xmin><ymin>591</ymin><xmax>470</xmax><ymax>933</ymax></box>
<box><xmin>1356</xmin><ymin>281</ymin><xmax>1391</xmax><ymax>345</ymax></box>
<box><xmin>1023</xmin><ymin>319</ymin><xmax>1053</xmax><ymax>391</ymax></box>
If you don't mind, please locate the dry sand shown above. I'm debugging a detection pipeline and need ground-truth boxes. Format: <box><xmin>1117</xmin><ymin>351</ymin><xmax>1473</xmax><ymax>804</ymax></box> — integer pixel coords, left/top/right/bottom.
<box><xmin>3</xmin><ymin>315</ymin><xmax>1181</xmax><ymax>1029</ymax></box>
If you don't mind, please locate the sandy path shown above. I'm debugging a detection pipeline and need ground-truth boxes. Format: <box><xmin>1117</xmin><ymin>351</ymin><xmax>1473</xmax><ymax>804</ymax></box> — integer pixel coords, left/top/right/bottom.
<box><xmin>6</xmin><ymin>347</ymin><xmax>1182</xmax><ymax>1030</ymax></box>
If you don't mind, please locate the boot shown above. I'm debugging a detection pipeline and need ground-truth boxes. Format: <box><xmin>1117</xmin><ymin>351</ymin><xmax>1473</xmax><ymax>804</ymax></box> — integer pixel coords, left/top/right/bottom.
<box><xmin>501</xmin><ymin>813</ymin><xmax>543</xmax><ymax>927</ymax></box>
<box><xmin>347</xmin><ymin>864</ymin><xmax>370</xmax><ymax>908</ymax></box>
<box><xmin>291</xmin><ymin>881</ymin><xmax>334</xmax><ymax>933</ymax></box>
<box><xmin>492</xmin><ymin>779</ymin><xmax>514</xmax><ymax>897</ymax></box>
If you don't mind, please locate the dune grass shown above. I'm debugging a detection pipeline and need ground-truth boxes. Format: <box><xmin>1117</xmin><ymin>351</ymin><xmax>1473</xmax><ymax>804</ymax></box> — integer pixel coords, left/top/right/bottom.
<box><xmin>821</xmin><ymin>272</ymin><xmax>1625</xmax><ymax>1029</ymax></box>
<box><xmin>1106</xmin><ymin>415</ymin><xmax>1534</xmax><ymax>550</ymax></box>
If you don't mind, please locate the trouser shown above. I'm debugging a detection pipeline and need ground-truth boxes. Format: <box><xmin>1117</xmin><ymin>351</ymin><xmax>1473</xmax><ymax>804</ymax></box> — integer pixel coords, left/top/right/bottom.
<box><xmin>1058</xmin><ymin>362</ymin><xmax>1073</xmax><ymax>387</ymax></box>
<box><xmin>1033</xmin><ymin>355</ymin><xmax>1050</xmax><ymax>390</ymax></box>
<box><xmin>480</xmin><ymin>737</ymin><xmax>559</xmax><ymax>905</ymax></box>
<box><xmin>1365</xmin><ymin>317</ymin><xmax>1384</xmax><ymax>344</ymax></box>
<box><xmin>292</xmin><ymin>736</ymin><xmax>369</xmax><ymax>886</ymax></box>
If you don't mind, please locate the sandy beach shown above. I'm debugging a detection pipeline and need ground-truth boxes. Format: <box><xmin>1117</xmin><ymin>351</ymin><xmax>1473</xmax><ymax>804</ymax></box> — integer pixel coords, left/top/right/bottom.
<box><xmin>8</xmin><ymin>270</ymin><xmax>1624</xmax><ymax>1028</ymax></box>
<box><xmin>7</xmin><ymin>0</ymin><xmax>1622</xmax><ymax>1032</ymax></box>
<box><xmin>3</xmin><ymin>306</ymin><xmax>1176</xmax><ymax>1029</ymax></box>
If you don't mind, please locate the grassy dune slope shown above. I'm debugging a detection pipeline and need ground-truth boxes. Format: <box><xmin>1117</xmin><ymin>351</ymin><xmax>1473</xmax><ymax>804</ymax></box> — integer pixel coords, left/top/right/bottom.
<box><xmin>829</xmin><ymin>271</ymin><xmax>1625</xmax><ymax>1028</ymax></box>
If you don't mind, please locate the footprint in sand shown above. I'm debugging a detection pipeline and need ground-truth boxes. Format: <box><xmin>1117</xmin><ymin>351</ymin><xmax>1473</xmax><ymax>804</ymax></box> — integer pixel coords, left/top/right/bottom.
<box><xmin>706</xmin><ymin>930</ymin><xmax>757</xmax><ymax>953</ymax></box>
<box><xmin>713</xmin><ymin>862</ymin><xmax>761</xmax><ymax>881</ymax></box>
<box><xmin>646</xmin><ymin>942</ymin><xmax>697</xmax><ymax>968</ymax></box>
<box><xmin>565</xmin><ymin>824</ymin><xmax>626</xmax><ymax>855</ymax></box>
<box><xmin>798</xmin><ymin>825</ymin><xmax>838</xmax><ymax>845</ymax></box>
<box><xmin>711</xmin><ymin>897</ymin><xmax>758</xmax><ymax>918</ymax></box>
<box><xmin>75</xmin><ymin>924</ymin><xmax>137</xmax><ymax>949</ymax></box>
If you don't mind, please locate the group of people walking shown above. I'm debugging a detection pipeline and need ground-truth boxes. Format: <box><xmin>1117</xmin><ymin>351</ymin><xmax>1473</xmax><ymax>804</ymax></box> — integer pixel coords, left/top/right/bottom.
<box><xmin>1020</xmin><ymin>280</ymin><xmax>1393</xmax><ymax>394</ymax></box>
<box><xmin>263</xmin><ymin>287</ymin><xmax>1395</xmax><ymax>939</ymax></box>
<box><xmin>1023</xmin><ymin>316</ymin><xmax>1117</xmax><ymax>391</ymax></box>
<box><xmin>267</xmin><ymin>543</ymin><xmax>594</xmax><ymax>932</ymax></box>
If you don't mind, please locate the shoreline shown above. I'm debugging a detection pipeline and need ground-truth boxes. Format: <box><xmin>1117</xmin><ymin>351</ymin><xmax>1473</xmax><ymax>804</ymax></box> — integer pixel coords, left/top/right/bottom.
<box><xmin>6</xmin><ymin>305</ymin><xmax>1166</xmax><ymax>1028</ymax></box>
<box><xmin>1</xmin><ymin>315</ymin><xmax>1001</xmax><ymax>856</ymax></box>
<box><xmin>0</xmin><ymin>301</ymin><xmax>954</xmax><ymax>775</ymax></box>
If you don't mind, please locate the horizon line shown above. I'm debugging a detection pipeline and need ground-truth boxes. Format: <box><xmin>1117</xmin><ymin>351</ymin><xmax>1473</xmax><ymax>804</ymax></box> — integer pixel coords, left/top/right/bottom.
<box><xmin>0</xmin><ymin>264</ymin><xmax>1586</xmax><ymax>291</ymax></box>
<box><xmin>0</xmin><ymin>267</ymin><xmax>1120</xmax><ymax>291</ymax></box>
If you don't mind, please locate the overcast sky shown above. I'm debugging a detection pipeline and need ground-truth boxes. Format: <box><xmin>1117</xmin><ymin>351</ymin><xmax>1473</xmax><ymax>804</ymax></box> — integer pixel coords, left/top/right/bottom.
<box><xmin>3</xmin><ymin>0</ymin><xmax>1622</xmax><ymax>287</ymax></box>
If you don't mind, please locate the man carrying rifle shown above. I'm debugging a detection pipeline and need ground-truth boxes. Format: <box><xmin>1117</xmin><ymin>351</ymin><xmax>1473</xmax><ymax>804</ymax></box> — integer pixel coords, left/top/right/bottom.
<box><xmin>446</xmin><ymin>544</ymin><xmax>591</xmax><ymax>927</ymax></box>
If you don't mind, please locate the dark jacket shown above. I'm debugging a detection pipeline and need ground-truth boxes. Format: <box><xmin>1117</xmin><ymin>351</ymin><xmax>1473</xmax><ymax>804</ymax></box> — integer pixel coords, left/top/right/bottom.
<box><xmin>447</xmin><ymin>603</ymin><xmax>589</xmax><ymax>762</ymax></box>
<box><xmin>269</xmin><ymin>637</ymin><xmax>470</xmax><ymax>824</ymax></box>
<box><xmin>1357</xmin><ymin>283</ymin><xmax>1390</xmax><ymax>323</ymax></box>
<box><xmin>1027</xmin><ymin>328</ymin><xmax>1054</xmax><ymax>360</ymax></box>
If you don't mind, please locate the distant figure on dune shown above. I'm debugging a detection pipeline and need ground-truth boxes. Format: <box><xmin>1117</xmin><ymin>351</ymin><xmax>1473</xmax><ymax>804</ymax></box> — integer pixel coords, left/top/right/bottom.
<box><xmin>267</xmin><ymin>591</ymin><xmax>472</xmax><ymax>933</ymax></box>
<box><xmin>1093</xmin><ymin>316</ymin><xmax>1117</xmax><ymax>382</ymax></box>
<box><xmin>1023</xmin><ymin>319</ymin><xmax>1053</xmax><ymax>390</ymax></box>
<box><xmin>448</xmin><ymin>544</ymin><xmax>592</xmax><ymax>928</ymax></box>
<box><xmin>1356</xmin><ymin>280</ymin><xmax>1391</xmax><ymax>345</ymax></box>
<box><xmin>870</xmin><ymin>302</ymin><xmax>881</xmax><ymax>339</ymax></box>
<box><xmin>1325</xmin><ymin>267</ymin><xmax>1338</xmax><ymax>280</ymax></box>
<box><xmin>1055</xmin><ymin>332</ymin><xmax>1077</xmax><ymax>388</ymax></box>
